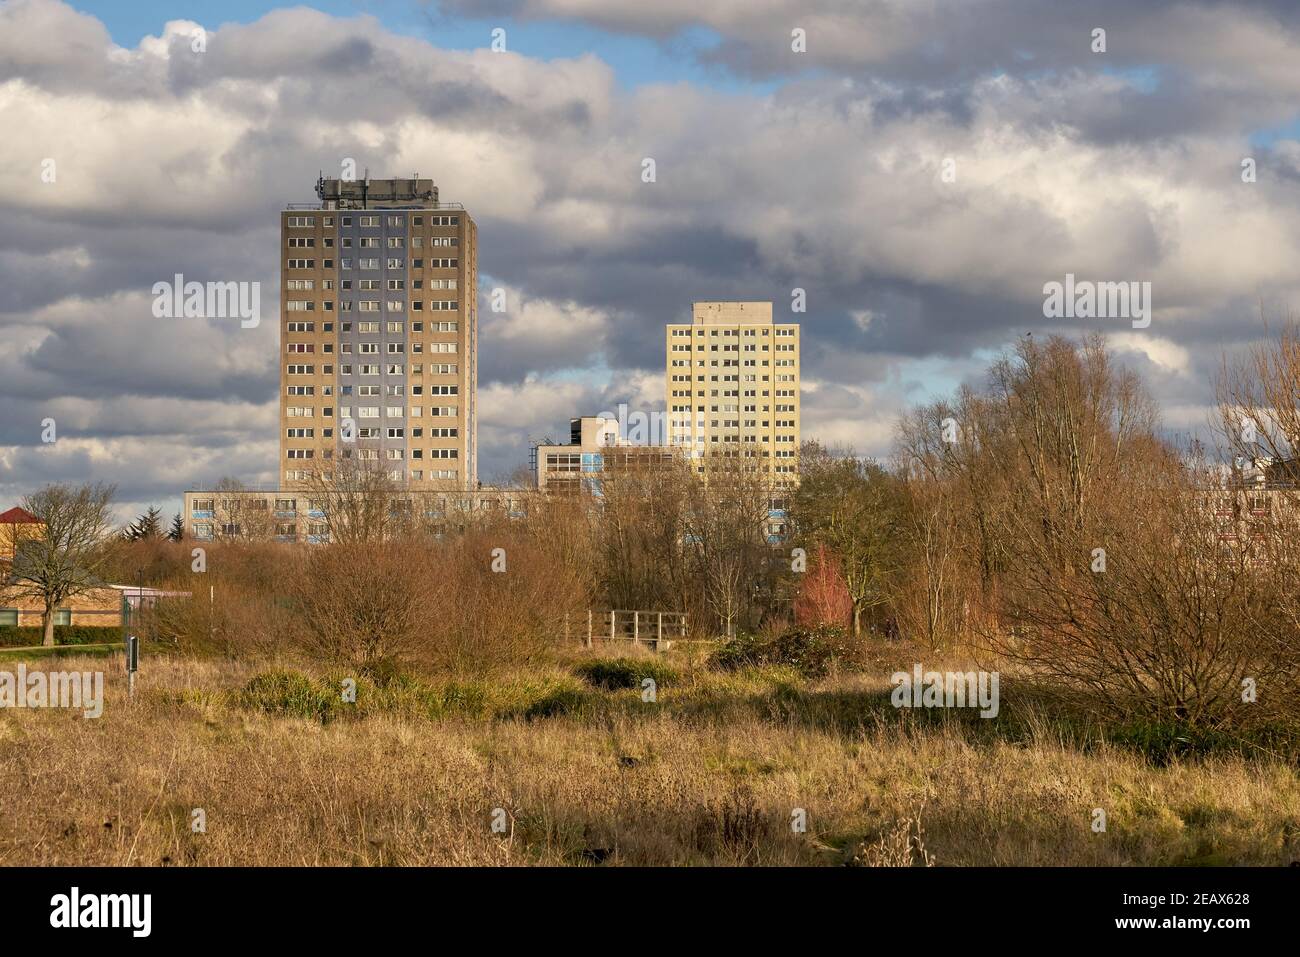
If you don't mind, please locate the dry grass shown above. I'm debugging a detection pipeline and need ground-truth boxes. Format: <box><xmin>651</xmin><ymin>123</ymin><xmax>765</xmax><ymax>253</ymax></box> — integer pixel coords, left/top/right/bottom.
<box><xmin>1</xmin><ymin>653</ymin><xmax>1297</xmax><ymax>866</ymax></box>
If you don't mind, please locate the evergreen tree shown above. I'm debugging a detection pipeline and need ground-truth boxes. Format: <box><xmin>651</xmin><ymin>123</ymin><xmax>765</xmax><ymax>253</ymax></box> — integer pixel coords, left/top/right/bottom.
<box><xmin>125</xmin><ymin>506</ymin><xmax>164</xmax><ymax>541</ymax></box>
<box><xmin>169</xmin><ymin>512</ymin><xmax>184</xmax><ymax>541</ymax></box>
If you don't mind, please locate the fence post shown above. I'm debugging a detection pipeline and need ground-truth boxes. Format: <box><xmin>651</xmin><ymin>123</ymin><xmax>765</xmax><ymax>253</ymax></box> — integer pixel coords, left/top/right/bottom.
<box><xmin>633</xmin><ymin>611</ymin><xmax>639</xmax><ymax>646</ymax></box>
<box><xmin>610</xmin><ymin>610</ymin><xmax>616</xmax><ymax>642</ymax></box>
<box><xmin>657</xmin><ymin>612</ymin><xmax>663</xmax><ymax>649</ymax></box>
<box><xmin>587</xmin><ymin>609</ymin><xmax>593</xmax><ymax>648</ymax></box>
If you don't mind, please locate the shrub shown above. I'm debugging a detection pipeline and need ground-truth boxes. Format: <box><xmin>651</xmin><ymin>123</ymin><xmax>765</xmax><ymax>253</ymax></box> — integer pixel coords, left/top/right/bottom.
<box><xmin>240</xmin><ymin>671</ymin><xmax>338</xmax><ymax>723</ymax></box>
<box><xmin>518</xmin><ymin>683</ymin><xmax>594</xmax><ymax>721</ymax></box>
<box><xmin>573</xmin><ymin>657</ymin><xmax>679</xmax><ymax>691</ymax></box>
<box><xmin>711</xmin><ymin>625</ymin><xmax>851</xmax><ymax>678</ymax></box>
<box><xmin>0</xmin><ymin>625</ymin><xmax>120</xmax><ymax>647</ymax></box>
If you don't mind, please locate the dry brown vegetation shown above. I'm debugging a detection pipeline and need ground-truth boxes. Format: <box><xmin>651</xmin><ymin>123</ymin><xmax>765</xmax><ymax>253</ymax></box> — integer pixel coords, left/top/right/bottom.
<box><xmin>1</xmin><ymin>651</ymin><xmax>1297</xmax><ymax>866</ymax></box>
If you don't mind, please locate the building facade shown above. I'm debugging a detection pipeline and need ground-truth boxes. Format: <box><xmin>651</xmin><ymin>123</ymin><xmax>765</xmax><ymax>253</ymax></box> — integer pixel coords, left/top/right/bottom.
<box><xmin>280</xmin><ymin>175</ymin><xmax>478</xmax><ymax>491</ymax></box>
<box><xmin>182</xmin><ymin>487</ymin><xmax>531</xmax><ymax>543</ymax></box>
<box><xmin>665</xmin><ymin>301</ymin><xmax>800</xmax><ymax>484</ymax></box>
<box><xmin>532</xmin><ymin>415</ymin><xmax>678</xmax><ymax>493</ymax></box>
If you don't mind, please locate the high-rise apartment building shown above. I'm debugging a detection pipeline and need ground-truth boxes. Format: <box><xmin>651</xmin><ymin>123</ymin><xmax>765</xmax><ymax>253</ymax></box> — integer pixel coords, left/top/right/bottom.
<box><xmin>665</xmin><ymin>301</ymin><xmax>800</xmax><ymax>483</ymax></box>
<box><xmin>280</xmin><ymin>175</ymin><xmax>478</xmax><ymax>490</ymax></box>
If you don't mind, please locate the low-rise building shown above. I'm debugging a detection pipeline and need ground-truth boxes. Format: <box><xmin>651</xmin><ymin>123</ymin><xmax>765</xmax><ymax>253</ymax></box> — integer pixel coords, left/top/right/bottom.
<box><xmin>181</xmin><ymin>486</ymin><xmax>533</xmax><ymax>542</ymax></box>
<box><xmin>531</xmin><ymin>415</ymin><xmax>678</xmax><ymax>494</ymax></box>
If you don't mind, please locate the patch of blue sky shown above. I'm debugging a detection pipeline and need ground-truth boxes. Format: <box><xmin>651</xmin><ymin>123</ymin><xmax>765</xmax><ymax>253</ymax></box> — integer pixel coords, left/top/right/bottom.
<box><xmin>70</xmin><ymin>1</ymin><xmax>783</xmax><ymax>93</ymax></box>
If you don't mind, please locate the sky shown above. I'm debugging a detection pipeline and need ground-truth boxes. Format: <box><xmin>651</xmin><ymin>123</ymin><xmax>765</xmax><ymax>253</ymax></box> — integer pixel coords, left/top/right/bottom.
<box><xmin>2</xmin><ymin>0</ymin><xmax>1300</xmax><ymax>522</ymax></box>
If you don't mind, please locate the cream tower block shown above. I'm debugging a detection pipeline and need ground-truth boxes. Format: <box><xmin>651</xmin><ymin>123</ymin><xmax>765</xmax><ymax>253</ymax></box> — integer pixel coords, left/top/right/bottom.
<box><xmin>665</xmin><ymin>301</ymin><xmax>800</xmax><ymax>484</ymax></box>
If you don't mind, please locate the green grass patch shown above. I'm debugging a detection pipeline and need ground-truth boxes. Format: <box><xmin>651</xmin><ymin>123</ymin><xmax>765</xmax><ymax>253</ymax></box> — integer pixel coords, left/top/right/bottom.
<box><xmin>572</xmin><ymin>656</ymin><xmax>679</xmax><ymax>691</ymax></box>
<box><xmin>239</xmin><ymin>670</ymin><xmax>339</xmax><ymax>723</ymax></box>
<box><xmin>0</xmin><ymin>643</ymin><xmax>120</xmax><ymax>661</ymax></box>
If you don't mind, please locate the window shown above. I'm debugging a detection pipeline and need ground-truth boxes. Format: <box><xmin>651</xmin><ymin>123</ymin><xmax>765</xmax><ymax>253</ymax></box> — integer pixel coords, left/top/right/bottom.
<box><xmin>0</xmin><ymin>608</ymin><xmax>17</xmax><ymax>627</ymax></box>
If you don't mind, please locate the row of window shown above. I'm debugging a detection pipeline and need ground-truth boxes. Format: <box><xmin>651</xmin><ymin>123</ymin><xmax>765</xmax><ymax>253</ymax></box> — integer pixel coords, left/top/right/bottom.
<box><xmin>0</xmin><ymin>608</ymin><xmax>72</xmax><ymax>626</ymax></box>
<box><xmin>291</xmin><ymin>343</ymin><xmax>455</xmax><ymax>355</ymax></box>
<box><xmin>285</xmin><ymin>364</ymin><xmax>460</xmax><ymax>377</ymax></box>
<box><xmin>287</xmin><ymin>299</ymin><xmax>460</xmax><ymax>312</ymax></box>
<box><xmin>285</xmin><ymin>321</ymin><xmax>459</xmax><ymax>335</ymax></box>
<box><xmin>295</xmin><ymin>426</ymin><xmax>459</xmax><ymax>438</ymax></box>
<box><xmin>669</xmin><ymin>327</ymin><xmax>795</xmax><ymax>337</ymax></box>
<box><xmin>669</xmin><ymin>359</ymin><xmax>790</xmax><ymax>368</ymax></box>
<box><xmin>285</xmin><ymin>407</ymin><xmax>458</xmax><ymax>419</ymax></box>
<box><xmin>287</xmin><ymin>279</ymin><xmax>458</xmax><ymax>291</ymax></box>
<box><xmin>289</xmin><ymin>234</ymin><xmax>459</xmax><ymax>246</ymax></box>
<box><xmin>284</xmin><ymin>258</ymin><xmax>460</xmax><ymax>270</ymax></box>
<box><xmin>335</xmin><ymin>448</ymin><xmax>460</xmax><ymax>461</ymax></box>
<box><xmin>286</xmin><ymin>214</ymin><xmax>460</xmax><ymax>228</ymax></box>
<box><xmin>281</xmin><ymin>468</ymin><xmax>458</xmax><ymax>483</ymax></box>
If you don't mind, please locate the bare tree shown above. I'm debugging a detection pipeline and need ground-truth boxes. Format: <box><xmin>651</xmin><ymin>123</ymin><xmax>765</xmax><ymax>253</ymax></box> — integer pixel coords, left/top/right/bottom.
<box><xmin>683</xmin><ymin>446</ymin><xmax>776</xmax><ymax>636</ymax></box>
<box><xmin>5</xmin><ymin>483</ymin><xmax>116</xmax><ymax>646</ymax></box>
<box><xmin>300</xmin><ymin>459</ymin><xmax>402</xmax><ymax>544</ymax></box>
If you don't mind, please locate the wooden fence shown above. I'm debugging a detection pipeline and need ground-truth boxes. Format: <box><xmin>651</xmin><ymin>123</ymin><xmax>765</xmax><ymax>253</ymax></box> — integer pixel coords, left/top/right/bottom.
<box><xmin>565</xmin><ymin>610</ymin><xmax>688</xmax><ymax>651</ymax></box>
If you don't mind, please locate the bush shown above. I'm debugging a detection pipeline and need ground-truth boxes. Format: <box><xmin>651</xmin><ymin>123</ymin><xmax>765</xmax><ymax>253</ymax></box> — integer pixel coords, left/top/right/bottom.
<box><xmin>240</xmin><ymin>671</ymin><xmax>338</xmax><ymax>723</ymax></box>
<box><xmin>0</xmin><ymin>625</ymin><xmax>120</xmax><ymax>647</ymax></box>
<box><xmin>518</xmin><ymin>683</ymin><xmax>594</xmax><ymax>720</ymax></box>
<box><xmin>712</xmin><ymin>625</ymin><xmax>851</xmax><ymax>678</ymax></box>
<box><xmin>573</xmin><ymin>657</ymin><xmax>679</xmax><ymax>691</ymax></box>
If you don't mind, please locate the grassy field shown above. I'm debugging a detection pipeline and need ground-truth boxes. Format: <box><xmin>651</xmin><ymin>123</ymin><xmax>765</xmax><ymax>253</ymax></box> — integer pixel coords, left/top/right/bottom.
<box><xmin>1</xmin><ymin>648</ymin><xmax>1297</xmax><ymax>866</ymax></box>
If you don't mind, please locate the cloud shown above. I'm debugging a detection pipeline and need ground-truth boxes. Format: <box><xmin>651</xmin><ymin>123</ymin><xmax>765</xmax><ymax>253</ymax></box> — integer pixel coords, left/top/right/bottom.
<box><xmin>0</xmin><ymin>0</ymin><xmax>1298</xmax><ymax>509</ymax></box>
